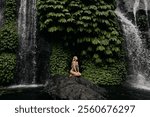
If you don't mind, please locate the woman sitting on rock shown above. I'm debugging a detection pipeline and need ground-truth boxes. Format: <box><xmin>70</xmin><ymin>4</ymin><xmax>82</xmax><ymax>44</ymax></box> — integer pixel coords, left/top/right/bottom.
<box><xmin>69</xmin><ymin>56</ymin><xmax>81</xmax><ymax>77</ymax></box>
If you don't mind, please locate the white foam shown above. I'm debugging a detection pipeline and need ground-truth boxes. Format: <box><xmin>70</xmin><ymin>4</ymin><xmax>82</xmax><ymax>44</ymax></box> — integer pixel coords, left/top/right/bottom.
<box><xmin>132</xmin><ymin>83</ymin><xmax>150</xmax><ymax>91</ymax></box>
<box><xmin>7</xmin><ymin>84</ymin><xmax>44</xmax><ymax>89</ymax></box>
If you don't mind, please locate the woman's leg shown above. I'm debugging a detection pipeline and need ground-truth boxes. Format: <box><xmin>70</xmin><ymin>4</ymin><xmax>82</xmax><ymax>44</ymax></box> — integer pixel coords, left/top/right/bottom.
<box><xmin>70</xmin><ymin>70</ymin><xmax>81</xmax><ymax>77</ymax></box>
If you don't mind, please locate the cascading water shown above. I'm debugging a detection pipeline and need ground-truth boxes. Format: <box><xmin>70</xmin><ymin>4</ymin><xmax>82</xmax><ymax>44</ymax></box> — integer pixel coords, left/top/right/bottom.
<box><xmin>0</xmin><ymin>0</ymin><xmax>4</xmax><ymax>27</ymax></box>
<box><xmin>144</xmin><ymin>0</ymin><xmax>148</xmax><ymax>16</ymax></box>
<box><xmin>133</xmin><ymin>0</ymin><xmax>140</xmax><ymax>25</ymax></box>
<box><xmin>115</xmin><ymin>9</ymin><xmax>150</xmax><ymax>89</ymax></box>
<box><xmin>17</xmin><ymin>0</ymin><xmax>37</xmax><ymax>84</ymax></box>
<box><xmin>143</xmin><ymin>0</ymin><xmax>149</xmax><ymax>28</ymax></box>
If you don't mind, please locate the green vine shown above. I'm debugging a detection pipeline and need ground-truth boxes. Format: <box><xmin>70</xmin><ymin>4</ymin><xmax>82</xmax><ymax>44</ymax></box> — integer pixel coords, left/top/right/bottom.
<box><xmin>37</xmin><ymin>0</ymin><xmax>122</xmax><ymax>64</ymax></box>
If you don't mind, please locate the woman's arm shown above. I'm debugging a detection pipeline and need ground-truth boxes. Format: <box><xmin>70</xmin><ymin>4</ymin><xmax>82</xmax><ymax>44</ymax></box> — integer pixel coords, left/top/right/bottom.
<box><xmin>76</xmin><ymin>62</ymin><xmax>79</xmax><ymax>72</ymax></box>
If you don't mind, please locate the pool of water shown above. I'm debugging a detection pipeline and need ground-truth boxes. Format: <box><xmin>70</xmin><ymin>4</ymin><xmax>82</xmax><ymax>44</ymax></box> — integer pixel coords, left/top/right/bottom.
<box><xmin>105</xmin><ymin>84</ymin><xmax>150</xmax><ymax>100</ymax></box>
<box><xmin>0</xmin><ymin>85</ymin><xmax>51</xmax><ymax>100</ymax></box>
<box><xmin>0</xmin><ymin>84</ymin><xmax>150</xmax><ymax>100</ymax></box>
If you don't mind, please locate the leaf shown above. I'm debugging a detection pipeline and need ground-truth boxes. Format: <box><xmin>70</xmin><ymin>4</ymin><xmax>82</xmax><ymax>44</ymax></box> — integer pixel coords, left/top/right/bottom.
<box><xmin>96</xmin><ymin>46</ymin><xmax>105</xmax><ymax>51</ymax></box>
<box><xmin>82</xmin><ymin>16</ymin><xmax>91</xmax><ymax>20</ymax></box>
<box><xmin>107</xmin><ymin>58</ymin><xmax>115</xmax><ymax>63</ymax></box>
<box><xmin>101</xmin><ymin>40</ymin><xmax>109</xmax><ymax>45</ymax></box>
<box><xmin>116</xmin><ymin>40</ymin><xmax>121</xmax><ymax>44</ymax></box>
<box><xmin>95</xmin><ymin>58</ymin><xmax>102</xmax><ymax>63</ymax></box>
<box><xmin>54</xmin><ymin>5</ymin><xmax>63</xmax><ymax>9</ymax></box>
<box><xmin>67</xmin><ymin>27</ymin><xmax>74</xmax><ymax>32</ymax></box>
<box><xmin>106</xmin><ymin>49</ymin><xmax>112</xmax><ymax>55</ymax></box>
<box><xmin>67</xmin><ymin>18</ymin><xmax>75</xmax><ymax>22</ymax></box>
<box><xmin>44</xmin><ymin>19</ymin><xmax>53</xmax><ymax>25</ymax></box>
<box><xmin>48</xmin><ymin>26</ymin><xmax>60</xmax><ymax>32</ymax></box>
<box><xmin>58</xmin><ymin>18</ymin><xmax>67</xmax><ymax>23</ymax></box>
<box><xmin>93</xmin><ymin>54</ymin><xmax>99</xmax><ymax>59</ymax></box>
<box><xmin>92</xmin><ymin>39</ymin><xmax>100</xmax><ymax>45</ymax></box>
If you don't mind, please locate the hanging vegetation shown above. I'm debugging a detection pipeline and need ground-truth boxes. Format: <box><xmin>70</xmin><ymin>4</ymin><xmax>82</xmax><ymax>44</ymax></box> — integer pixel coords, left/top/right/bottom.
<box><xmin>37</xmin><ymin>0</ymin><xmax>122</xmax><ymax>63</ymax></box>
<box><xmin>0</xmin><ymin>0</ymin><xmax>18</xmax><ymax>86</ymax></box>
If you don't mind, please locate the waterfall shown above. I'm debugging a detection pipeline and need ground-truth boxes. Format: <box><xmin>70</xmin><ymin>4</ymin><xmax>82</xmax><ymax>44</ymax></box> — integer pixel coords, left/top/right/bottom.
<box><xmin>143</xmin><ymin>0</ymin><xmax>149</xmax><ymax>28</ymax></box>
<box><xmin>17</xmin><ymin>0</ymin><xmax>37</xmax><ymax>84</ymax></box>
<box><xmin>144</xmin><ymin>0</ymin><xmax>148</xmax><ymax>16</ymax></box>
<box><xmin>0</xmin><ymin>0</ymin><xmax>4</xmax><ymax>27</ymax></box>
<box><xmin>133</xmin><ymin>0</ymin><xmax>140</xmax><ymax>25</ymax></box>
<box><xmin>115</xmin><ymin>9</ymin><xmax>150</xmax><ymax>88</ymax></box>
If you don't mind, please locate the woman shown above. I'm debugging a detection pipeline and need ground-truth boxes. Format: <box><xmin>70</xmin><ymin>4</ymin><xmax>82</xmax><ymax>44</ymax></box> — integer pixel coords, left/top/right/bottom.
<box><xmin>69</xmin><ymin>56</ymin><xmax>81</xmax><ymax>77</ymax></box>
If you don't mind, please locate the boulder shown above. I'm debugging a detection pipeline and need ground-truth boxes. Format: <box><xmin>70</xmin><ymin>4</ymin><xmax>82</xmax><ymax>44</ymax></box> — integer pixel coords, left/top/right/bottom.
<box><xmin>45</xmin><ymin>76</ymin><xmax>106</xmax><ymax>100</ymax></box>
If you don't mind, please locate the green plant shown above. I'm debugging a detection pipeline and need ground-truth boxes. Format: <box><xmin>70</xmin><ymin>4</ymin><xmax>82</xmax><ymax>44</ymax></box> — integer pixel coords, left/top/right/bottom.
<box><xmin>37</xmin><ymin>0</ymin><xmax>122</xmax><ymax>63</ymax></box>
<box><xmin>49</xmin><ymin>43</ymin><xmax>71</xmax><ymax>76</ymax></box>
<box><xmin>81</xmin><ymin>59</ymin><xmax>127</xmax><ymax>85</ymax></box>
<box><xmin>0</xmin><ymin>53</ymin><xmax>16</xmax><ymax>85</ymax></box>
<box><xmin>0</xmin><ymin>0</ymin><xmax>18</xmax><ymax>86</ymax></box>
<box><xmin>4</xmin><ymin>0</ymin><xmax>17</xmax><ymax>22</ymax></box>
<box><xmin>0</xmin><ymin>22</ymin><xmax>18</xmax><ymax>53</ymax></box>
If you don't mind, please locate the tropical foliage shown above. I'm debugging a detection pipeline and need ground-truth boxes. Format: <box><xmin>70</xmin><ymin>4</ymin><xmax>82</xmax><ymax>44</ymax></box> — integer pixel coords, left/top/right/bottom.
<box><xmin>49</xmin><ymin>43</ymin><xmax>71</xmax><ymax>76</ymax></box>
<box><xmin>0</xmin><ymin>22</ymin><xmax>18</xmax><ymax>53</ymax></box>
<box><xmin>4</xmin><ymin>0</ymin><xmax>17</xmax><ymax>22</ymax></box>
<box><xmin>0</xmin><ymin>53</ymin><xmax>16</xmax><ymax>86</ymax></box>
<box><xmin>81</xmin><ymin>59</ymin><xmax>126</xmax><ymax>85</ymax></box>
<box><xmin>0</xmin><ymin>0</ymin><xmax>18</xmax><ymax>85</ymax></box>
<box><xmin>37</xmin><ymin>0</ymin><xmax>122</xmax><ymax>63</ymax></box>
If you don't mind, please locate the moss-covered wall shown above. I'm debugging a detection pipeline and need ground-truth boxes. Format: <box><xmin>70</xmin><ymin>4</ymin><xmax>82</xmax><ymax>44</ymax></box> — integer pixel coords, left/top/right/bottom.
<box><xmin>0</xmin><ymin>0</ymin><xmax>18</xmax><ymax>86</ymax></box>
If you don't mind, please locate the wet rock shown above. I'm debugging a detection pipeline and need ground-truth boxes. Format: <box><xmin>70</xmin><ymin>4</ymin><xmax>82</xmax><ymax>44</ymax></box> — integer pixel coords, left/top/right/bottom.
<box><xmin>45</xmin><ymin>76</ymin><xmax>106</xmax><ymax>100</ymax></box>
<box><xmin>0</xmin><ymin>0</ymin><xmax>5</xmax><ymax>27</ymax></box>
<box><xmin>117</xmin><ymin>0</ymin><xmax>150</xmax><ymax>13</ymax></box>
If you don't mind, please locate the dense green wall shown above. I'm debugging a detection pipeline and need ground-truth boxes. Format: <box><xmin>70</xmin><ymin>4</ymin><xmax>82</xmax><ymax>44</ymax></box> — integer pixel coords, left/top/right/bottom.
<box><xmin>37</xmin><ymin>0</ymin><xmax>127</xmax><ymax>85</ymax></box>
<box><xmin>37</xmin><ymin>0</ymin><xmax>122</xmax><ymax>63</ymax></box>
<box><xmin>0</xmin><ymin>0</ymin><xmax>18</xmax><ymax>86</ymax></box>
<box><xmin>49</xmin><ymin>43</ymin><xmax>71</xmax><ymax>76</ymax></box>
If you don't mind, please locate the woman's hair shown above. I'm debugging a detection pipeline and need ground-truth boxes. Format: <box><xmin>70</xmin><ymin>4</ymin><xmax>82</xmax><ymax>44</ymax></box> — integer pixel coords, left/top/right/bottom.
<box><xmin>72</xmin><ymin>56</ymin><xmax>78</xmax><ymax>61</ymax></box>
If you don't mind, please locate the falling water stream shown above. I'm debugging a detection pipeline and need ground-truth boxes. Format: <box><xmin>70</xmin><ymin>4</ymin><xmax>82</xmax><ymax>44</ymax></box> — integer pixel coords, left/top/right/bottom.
<box><xmin>144</xmin><ymin>0</ymin><xmax>148</xmax><ymax>16</ymax></box>
<box><xmin>143</xmin><ymin>0</ymin><xmax>149</xmax><ymax>29</ymax></box>
<box><xmin>17</xmin><ymin>0</ymin><xmax>37</xmax><ymax>85</ymax></box>
<box><xmin>133</xmin><ymin>0</ymin><xmax>140</xmax><ymax>25</ymax></box>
